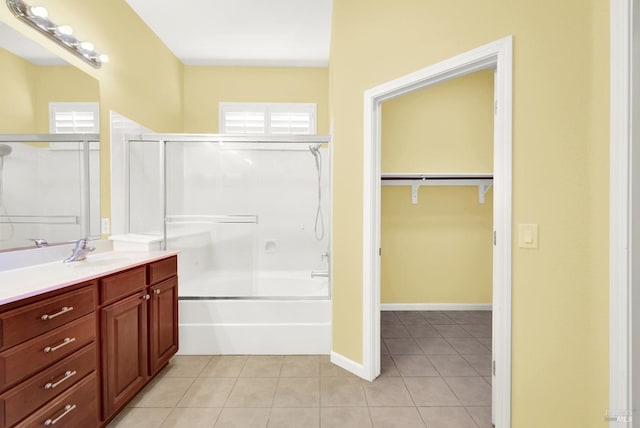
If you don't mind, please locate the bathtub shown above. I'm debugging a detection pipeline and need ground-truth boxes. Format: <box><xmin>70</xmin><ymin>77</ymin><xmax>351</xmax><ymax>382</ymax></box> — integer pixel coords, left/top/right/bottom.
<box><xmin>177</xmin><ymin>270</ymin><xmax>331</xmax><ymax>355</ymax></box>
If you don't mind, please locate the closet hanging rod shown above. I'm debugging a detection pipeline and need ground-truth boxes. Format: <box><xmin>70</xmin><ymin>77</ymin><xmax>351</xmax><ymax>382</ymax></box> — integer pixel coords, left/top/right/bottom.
<box><xmin>380</xmin><ymin>173</ymin><xmax>493</xmax><ymax>204</ymax></box>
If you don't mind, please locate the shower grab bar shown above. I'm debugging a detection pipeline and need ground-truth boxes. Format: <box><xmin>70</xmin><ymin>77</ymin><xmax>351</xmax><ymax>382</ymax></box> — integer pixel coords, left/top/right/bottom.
<box><xmin>165</xmin><ymin>214</ymin><xmax>258</xmax><ymax>224</ymax></box>
<box><xmin>0</xmin><ymin>215</ymin><xmax>78</xmax><ymax>224</ymax></box>
<box><xmin>310</xmin><ymin>271</ymin><xmax>329</xmax><ymax>278</ymax></box>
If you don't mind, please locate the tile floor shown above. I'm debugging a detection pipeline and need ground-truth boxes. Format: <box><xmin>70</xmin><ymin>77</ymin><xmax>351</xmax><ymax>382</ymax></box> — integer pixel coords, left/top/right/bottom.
<box><xmin>108</xmin><ymin>310</ymin><xmax>492</xmax><ymax>428</ymax></box>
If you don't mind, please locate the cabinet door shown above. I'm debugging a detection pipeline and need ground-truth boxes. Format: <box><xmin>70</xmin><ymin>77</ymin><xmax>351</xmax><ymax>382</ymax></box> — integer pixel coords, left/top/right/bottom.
<box><xmin>100</xmin><ymin>291</ymin><xmax>148</xmax><ymax>419</ymax></box>
<box><xmin>149</xmin><ymin>277</ymin><xmax>178</xmax><ymax>376</ymax></box>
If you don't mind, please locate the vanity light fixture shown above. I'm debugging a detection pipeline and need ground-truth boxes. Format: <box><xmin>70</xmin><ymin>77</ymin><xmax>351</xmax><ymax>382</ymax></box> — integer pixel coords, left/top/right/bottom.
<box><xmin>5</xmin><ymin>0</ymin><xmax>108</xmax><ymax>68</ymax></box>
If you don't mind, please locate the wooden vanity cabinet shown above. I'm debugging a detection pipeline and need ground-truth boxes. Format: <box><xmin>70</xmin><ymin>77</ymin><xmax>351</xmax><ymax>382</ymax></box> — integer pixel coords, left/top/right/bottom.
<box><xmin>99</xmin><ymin>255</ymin><xmax>179</xmax><ymax>425</ymax></box>
<box><xmin>0</xmin><ymin>281</ymin><xmax>98</xmax><ymax>428</ymax></box>
<box><xmin>0</xmin><ymin>254</ymin><xmax>178</xmax><ymax>427</ymax></box>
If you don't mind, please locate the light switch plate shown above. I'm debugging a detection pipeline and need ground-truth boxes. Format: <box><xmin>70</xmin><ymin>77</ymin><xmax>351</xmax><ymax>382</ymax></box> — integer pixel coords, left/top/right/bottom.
<box><xmin>101</xmin><ymin>218</ymin><xmax>110</xmax><ymax>234</ymax></box>
<box><xmin>519</xmin><ymin>224</ymin><xmax>539</xmax><ymax>249</ymax></box>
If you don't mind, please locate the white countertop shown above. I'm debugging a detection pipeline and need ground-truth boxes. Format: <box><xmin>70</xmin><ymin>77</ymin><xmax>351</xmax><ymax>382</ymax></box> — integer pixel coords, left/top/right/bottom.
<box><xmin>0</xmin><ymin>250</ymin><xmax>179</xmax><ymax>306</ymax></box>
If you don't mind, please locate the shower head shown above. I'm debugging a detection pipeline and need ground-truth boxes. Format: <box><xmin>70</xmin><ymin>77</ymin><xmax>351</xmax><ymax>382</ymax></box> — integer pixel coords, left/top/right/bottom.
<box><xmin>308</xmin><ymin>144</ymin><xmax>321</xmax><ymax>155</ymax></box>
<box><xmin>0</xmin><ymin>145</ymin><xmax>12</xmax><ymax>157</ymax></box>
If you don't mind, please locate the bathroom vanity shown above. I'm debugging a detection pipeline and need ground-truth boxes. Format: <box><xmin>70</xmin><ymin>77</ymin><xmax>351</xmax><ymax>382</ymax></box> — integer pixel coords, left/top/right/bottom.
<box><xmin>0</xmin><ymin>252</ymin><xmax>178</xmax><ymax>427</ymax></box>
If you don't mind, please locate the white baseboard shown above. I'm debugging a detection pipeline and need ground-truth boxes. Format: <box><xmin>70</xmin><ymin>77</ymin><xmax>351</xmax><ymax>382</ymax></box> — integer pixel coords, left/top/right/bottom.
<box><xmin>381</xmin><ymin>303</ymin><xmax>492</xmax><ymax>311</ymax></box>
<box><xmin>330</xmin><ymin>351</ymin><xmax>369</xmax><ymax>379</ymax></box>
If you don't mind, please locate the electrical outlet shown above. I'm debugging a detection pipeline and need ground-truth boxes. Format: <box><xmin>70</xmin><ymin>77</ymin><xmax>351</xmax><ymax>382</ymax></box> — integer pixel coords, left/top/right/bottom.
<box><xmin>101</xmin><ymin>218</ymin><xmax>110</xmax><ymax>234</ymax></box>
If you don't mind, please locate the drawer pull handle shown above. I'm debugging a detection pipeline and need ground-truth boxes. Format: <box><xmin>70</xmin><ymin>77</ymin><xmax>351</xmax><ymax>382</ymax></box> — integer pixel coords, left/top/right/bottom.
<box><xmin>154</xmin><ymin>289</ymin><xmax>161</xmax><ymax>295</ymax></box>
<box><xmin>41</xmin><ymin>306</ymin><xmax>74</xmax><ymax>321</ymax></box>
<box><xmin>44</xmin><ymin>370</ymin><xmax>77</xmax><ymax>390</ymax></box>
<box><xmin>142</xmin><ymin>294</ymin><xmax>150</xmax><ymax>300</ymax></box>
<box><xmin>44</xmin><ymin>404</ymin><xmax>76</xmax><ymax>426</ymax></box>
<box><xmin>44</xmin><ymin>337</ymin><xmax>76</xmax><ymax>353</ymax></box>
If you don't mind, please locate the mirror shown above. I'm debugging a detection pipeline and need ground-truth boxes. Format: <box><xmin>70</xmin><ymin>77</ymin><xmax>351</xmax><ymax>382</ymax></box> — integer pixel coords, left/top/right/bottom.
<box><xmin>0</xmin><ymin>20</ymin><xmax>100</xmax><ymax>252</ymax></box>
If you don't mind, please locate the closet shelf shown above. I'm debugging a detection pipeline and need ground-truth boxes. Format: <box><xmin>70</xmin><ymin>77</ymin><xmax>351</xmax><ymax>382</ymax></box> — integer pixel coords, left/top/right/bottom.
<box><xmin>381</xmin><ymin>173</ymin><xmax>493</xmax><ymax>204</ymax></box>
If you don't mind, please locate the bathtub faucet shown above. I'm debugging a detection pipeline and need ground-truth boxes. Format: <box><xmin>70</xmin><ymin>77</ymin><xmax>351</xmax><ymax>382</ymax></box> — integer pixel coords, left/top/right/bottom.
<box><xmin>63</xmin><ymin>238</ymin><xmax>95</xmax><ymax>263</ymax></box>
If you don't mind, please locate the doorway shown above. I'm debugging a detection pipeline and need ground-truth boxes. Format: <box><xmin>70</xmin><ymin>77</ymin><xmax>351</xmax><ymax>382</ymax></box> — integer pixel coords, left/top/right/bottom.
<box><xmin>362</xmin><ymin>36</ymin><xmax>512</xmax><ymax>426</ymax></box>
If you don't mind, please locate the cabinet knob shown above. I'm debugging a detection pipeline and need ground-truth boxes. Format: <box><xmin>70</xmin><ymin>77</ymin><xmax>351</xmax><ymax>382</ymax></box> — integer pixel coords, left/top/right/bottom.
<box><xmin>154</xmin><ymin>289</ymin><xmax>161</xmax><ymax>295</ymax></box>
<box><xmin>142</xmin><ymin>294</ymin><xmax>150</xmax><ymax>301</ymax></box>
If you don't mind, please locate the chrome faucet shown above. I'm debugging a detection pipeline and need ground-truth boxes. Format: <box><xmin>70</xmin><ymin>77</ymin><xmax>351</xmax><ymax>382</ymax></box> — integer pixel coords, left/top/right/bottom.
<box><xmin>30</xmin><ymin>238</ymin><xmax>48</xmax><ymax>248</ymax></box>
<box><xmin>63</xmin><ymin>238</ymin><xmax>95</xmax><ymax>263</ymax></box>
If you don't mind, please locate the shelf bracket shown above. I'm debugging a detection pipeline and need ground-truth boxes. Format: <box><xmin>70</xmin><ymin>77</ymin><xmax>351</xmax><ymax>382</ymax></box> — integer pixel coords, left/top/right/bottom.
<box><xmin>479</xmin><ymin>183</ymin><xmax>492</xmax><ymax>204</ymax></box>
<box><xmin>411</xmin><ymin>181</ymin><xmax>421</xmax><ymax>204</ymax></box>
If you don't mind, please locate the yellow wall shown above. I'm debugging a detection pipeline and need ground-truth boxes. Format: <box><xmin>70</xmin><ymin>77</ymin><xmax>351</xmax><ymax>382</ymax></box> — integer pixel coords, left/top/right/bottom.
<box><xmin>381</xmin><ymin>71</ymin><xmax>493</xmax><ymax>304</ymax></box>
<box><xmin>0</xmin><ymin>49</ymin><xmax>98</xmax><ymax>134</ymax></box>
<box><xmin>183</xmin><ymin>66</ymin><xmax>329</xmax><ymax>133</ymax></box>
<box><xmin>33</xmin><ymin>66</ymin><xmax>99</xmax><ymax>132</ymax></box>
<box><xmin>330</xmin><ymin>1</ymin><xmax>609</xmax><ymax>427</ymax></box>
<box><xmin>0</xmin><ymin>48</ymin><xmax>36</xmax><ymax>132</ymax></box>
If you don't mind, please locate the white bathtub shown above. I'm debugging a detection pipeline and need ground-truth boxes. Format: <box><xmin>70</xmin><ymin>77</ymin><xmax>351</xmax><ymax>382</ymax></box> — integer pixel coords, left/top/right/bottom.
<box><xmin>177</xmin><ymin>271</ymin><xmax>331</xmax><ymax>355</ymax></box>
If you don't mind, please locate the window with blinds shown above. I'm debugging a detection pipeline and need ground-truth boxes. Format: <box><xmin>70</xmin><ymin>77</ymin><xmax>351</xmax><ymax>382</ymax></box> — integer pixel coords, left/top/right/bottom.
<box><xmin>49</xmin><ymin>102</ymin><xmax>100</xmax><ymax>133</ymax></box>
<box><xmin>48</xmin><ymin>102</ymin><xmax>100</xmax><ymax>150</ymax></box>
<box><xmin>219</xmin><ymin>103</ymin><xmax>316</xmax><ymax>135</ymax></box>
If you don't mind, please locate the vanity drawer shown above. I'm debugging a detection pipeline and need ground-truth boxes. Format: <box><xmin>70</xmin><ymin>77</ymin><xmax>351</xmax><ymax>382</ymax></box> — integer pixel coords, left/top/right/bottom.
<box><xmin>0</xmin><ymin>285</ymin><xmax>96</xmax><ymax>351</ymax></box>
<box><xmin>0</xmin><ymin>313</ymin><xmax>95</xmax><ymax>390</ymax></box>
<box><xmin>100</xmin><ymin>266</ymin><xmax>146</xmax><ymax>304</ymax></box>
<box><xmin>18</xmin><ymin>373</ymin><xmax>97</xmax><ymax>428</ymax></box>
<box><xmin>0</xmin><ymin>343</ymin><xmax>95</xmax><ymax>428</ymax></box>
<box><xmin>148</xmin><ymin>256</ymin><xmax>177</xmax><ymax>285</ymax></box>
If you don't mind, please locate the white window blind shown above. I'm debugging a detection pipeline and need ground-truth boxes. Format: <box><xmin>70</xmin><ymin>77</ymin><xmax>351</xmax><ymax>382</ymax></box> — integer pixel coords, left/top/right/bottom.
<box><xmin>49</xmin><ymin>102</ymin><xmax>100</xmax><ymax>150</ymax></box>
<box><xmin>220</xmin><ymin>103</ymin><xmax>316</xmax><ymax>135</ymax></box>
<box><xmin>49</xmin><ymin>102</ymin><xmax>100</xmax><ymax>134</ymax></box>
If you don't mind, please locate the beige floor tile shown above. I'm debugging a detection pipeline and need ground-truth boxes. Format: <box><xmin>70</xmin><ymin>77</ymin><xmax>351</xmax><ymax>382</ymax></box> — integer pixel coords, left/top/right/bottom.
<box><xmin>107</xmin><ymin>407</ymin><xmax>172</xmax><ymax>428</ymax></box>
<box><xmin>381</xmin><ymin>323</ymin><xmax>411</xmax><ymax>338</ymax></box>
<box><xmin>406</xmin><ymin>325</ymin><xmax>441</xmax><ymax>338</ymax></box>
<box><xmin>379</xmin><ymin>354</ymin><xmax>400</xmax><ymax>377</ymax></box>
<box><xmin>268</xmin><ymin>408</ymin><xmax>320</xmax><ymax>428</ymax></box>
<box><xmin>414</xmin><ymin>337</ymin><xmax>457</xmax><ymax>355</ymax></box>
<box><xmin>446</xmin><ymin>338</ymin><xmax>491</xmax><ymax>355</ymax></box>
<box><xmin>273</xmin><ymin>377</ymin><xmax>320</xmax><ymax>407</ymax></box>
<box><xmin>160</xmin><ymin>407</ymin><xmax>221</xmax><ymax>427</ymax></box>
<box><xmin>466</xmin><ymin>406</ymin><xmax>493</xmax><ymax>427</ymax></box>
<box><xmin>162</xmin><ymin>355</ymin><xmax>215</xmax><ymax>378</ymax></box>
<box><xmin>240</xmin><ymin>356</ymin><xmax>283</xmax><ymax>377</ymax></box>
<box><xmin>403</xmin><ymin>377</ymin><xmax>460</xmax><ymax>406</ymax></box>
<box><xmin>459</xmin><ymin>323</ymin><xmax>492</xmax><ymax>338</ymax></box>
<box><xmin>444</xmin><ymin>377</ymin><xmax>492</xmax><ymax>406</ymax></box>
<box><xmin>177</xmin><ymin>378</ymin><xmax>236</xmax><ymax>408</ymax></box>
<box><xmin>384</xmin><ymin>338</ymin><xmax>423</xmax><ymax>355</ymax></box>
<box><xmin>392</xmin><ymin>355</ymin><xmax>439</xmax><ymax>377</ymax></box>
<box><xmin>433</xmin><ymin>325</ymin><xmax>472</xmax><ymax>338</ymax></box>
<box><xmin>213</xmin><ymin>408</ymin><xmax>270</xmax><ymax>428</ymax></box>
<box><xmin>418</xmin><ymin>406</ymin><xmax>477</xmax><ymax>428</ymax></box>
<box><xmin>129</xmin><ymin>377</ymin><xmax>195</xmax><ymax>408</ymax></box>
<box><xmin>320</xmin><ymin>407</ymin><xmax>372</xmax><ymax>428</ymax></box>
<box><xmin>280</xmin><ymin>355</ymin><xmax>320</xmax><ymax>377</ymax></box>
<box><xmin>462</xmin><ymin>354</ymin><xmax>492</xmax><ymax>377</ymax></box>
<box><xmin>201</xmin><ymin>356</ymin><xmax>248</xmax><ymax>378</ymax></box>
<box><xmin>320</xmin><ymin>377</ymin><xmax>367</xmax><ymax>406</ymax></box>
<box><xmin>362</xmin><ymin>377</ymin><xmax>413</xmax><ymax>407</ymax></box>
<box><xmin>421</xmin><ymin>312</ymin><xmax>456</xmax><ymax>325</ymax></box>
<box><xmin>225</xmin><ymin>377</ymin><xmax>278</xmax><ymax>407</ymax></box>
<box><xmin>428</xmin><ymin>354</ymin><xmax>478</xmax><ymax>376</ymax></box>
<box><xmin>368</xmin><ymin>407</ymin><xmax>426</xmax><ymax>428</ymax></box>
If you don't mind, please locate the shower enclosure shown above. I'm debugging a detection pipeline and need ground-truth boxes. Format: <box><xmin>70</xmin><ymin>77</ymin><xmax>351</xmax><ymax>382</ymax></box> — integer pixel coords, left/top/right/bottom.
<box><xmin>125</xmin><ymin>134</ymin><xmax>331</xmax><ymax>301</ymax></box>
<box><xmin>0</xmin><ymin>134</ymin><xmax>100</xmax><ymax>251</ymax></box>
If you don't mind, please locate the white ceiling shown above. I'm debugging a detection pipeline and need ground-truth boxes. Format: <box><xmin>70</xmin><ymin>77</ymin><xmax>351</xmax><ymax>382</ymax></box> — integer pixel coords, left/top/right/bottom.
<box><xmin>124</xmin><ymin>0</ymin><xmax>333</xmax><ymax>66</ymax></box>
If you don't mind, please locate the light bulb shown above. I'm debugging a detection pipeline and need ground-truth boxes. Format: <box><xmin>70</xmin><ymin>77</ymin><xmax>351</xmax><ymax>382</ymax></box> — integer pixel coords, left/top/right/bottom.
<box><xmin>57</xmin><ymin>25</ymin><xmax>73</xmax><ymax>35</ymax></box>
<box><xmin>79</xmin><ymin>41</ymin><xmax>94</xmax><ymax>51</ymax></box>
<box><xmin>29</xmin><ymin>6</ymin><xmax>48</xmax><ymax>18</ymax></box>
<box><xmin>98</xmin><ymin>54</ymin><xmax>109</xmax><ymax>63</ymax></box>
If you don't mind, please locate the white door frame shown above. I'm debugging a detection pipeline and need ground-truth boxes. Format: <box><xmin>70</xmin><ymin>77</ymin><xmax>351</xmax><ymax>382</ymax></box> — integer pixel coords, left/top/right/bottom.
<box><xmin>362</xmin><ymin>36</ymin><xmax>513</xmax><ymax>426</ymax></box>
<box><xmin>610</xmin><ymin>0</ymin><xmax>636</xmax><ymax>424</ymax></box>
